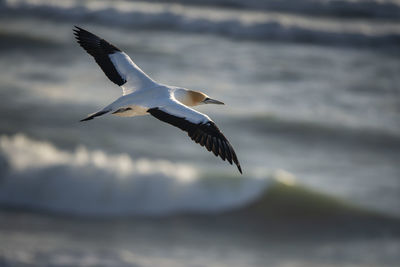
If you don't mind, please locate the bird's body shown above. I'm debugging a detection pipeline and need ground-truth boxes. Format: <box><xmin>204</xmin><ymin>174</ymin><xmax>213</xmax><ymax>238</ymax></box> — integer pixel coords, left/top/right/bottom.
<box><xmin>99</xmin><ymin>85</ymin><xmax>202</xmax><ymax>118</ymax></box>
<box><xmin>73</xmin><ymin>26</ymin><xmax>242</xmax><ymax>173</ymax></box>
<box><xmin>106</xmin><ymin>85</ymin><xmax>172</xmax><ymax>118</ymax></box>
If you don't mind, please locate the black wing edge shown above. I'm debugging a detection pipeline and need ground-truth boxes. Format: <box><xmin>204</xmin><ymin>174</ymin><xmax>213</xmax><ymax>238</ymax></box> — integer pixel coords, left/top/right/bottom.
<box><xmin>80</xmin><ymin>110</ymin><xmax>110</xmax><ymax>122</ymax></box>
<box><xmin>148</xmin><ymin>107</ymin><xmax>242</xmax><ymax>174</ymax></box>
<box><xmin>73</xmin><ymin>26</ymin><xmax>126</xmax><ymax>86</ymax></box>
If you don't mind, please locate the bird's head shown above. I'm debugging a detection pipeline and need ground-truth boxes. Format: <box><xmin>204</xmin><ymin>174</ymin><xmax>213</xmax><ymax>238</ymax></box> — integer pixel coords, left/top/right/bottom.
<box><xmin>185</xmin><ymin>90</ymin><xmax>224</xmax><ymax>106</ymax></box>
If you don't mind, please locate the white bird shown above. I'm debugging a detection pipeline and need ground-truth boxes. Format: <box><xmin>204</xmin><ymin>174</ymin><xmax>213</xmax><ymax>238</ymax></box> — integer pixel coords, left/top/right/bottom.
<box><xmin>73</xmin><ymin>26</ymin><xmax>242</xmax><ymax>174</ymax></box>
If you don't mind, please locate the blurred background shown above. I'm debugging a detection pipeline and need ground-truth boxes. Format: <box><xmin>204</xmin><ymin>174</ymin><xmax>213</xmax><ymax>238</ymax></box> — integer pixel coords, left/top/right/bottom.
<box><xmin>0</xmin><ymin>0</ymin><xmax>399</xmax><ymax>266</ymax></box>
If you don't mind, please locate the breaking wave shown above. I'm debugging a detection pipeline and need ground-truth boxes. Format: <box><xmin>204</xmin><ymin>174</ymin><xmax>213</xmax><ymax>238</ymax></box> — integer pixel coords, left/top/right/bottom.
<box><xmin>0</xmin><ymin>134</ymin><xmax>389</xmax><ymax>218</ymax></box>
<box><xmin>1</xmin><ymin>0</ymin><xmax>399</xmax><ymax>47</ymax></box>
<box><xmin>0</xmin><ymin>134</ymin><xmax>267</xmax><ymax>216</ymax></box>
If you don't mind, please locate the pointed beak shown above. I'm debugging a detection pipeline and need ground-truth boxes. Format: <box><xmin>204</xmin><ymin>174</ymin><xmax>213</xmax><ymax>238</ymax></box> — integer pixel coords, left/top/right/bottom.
<box><xmin>203</xmin><ymin>98</ymin><xmax>225</xmax><ymax>105</ymax></box>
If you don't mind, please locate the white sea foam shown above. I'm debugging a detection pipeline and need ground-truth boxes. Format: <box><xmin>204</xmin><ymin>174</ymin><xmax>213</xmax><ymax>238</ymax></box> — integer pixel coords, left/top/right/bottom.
<box><xmin>0</xmin><ymin>134</ymin><xmax>267</xmax><ymax>216</ymax></box>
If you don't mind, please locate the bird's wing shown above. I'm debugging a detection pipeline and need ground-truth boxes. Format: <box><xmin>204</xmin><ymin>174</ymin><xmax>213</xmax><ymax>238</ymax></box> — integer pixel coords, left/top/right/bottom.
<box><xmin>73</xmin><ymin>26</ymin><xmax>157</xmax><ymax>95</ymax></box>
<box><xmin>148</xmin><ymin>100</ymin><xmax>242</xmax><ymax>173</ymax></box>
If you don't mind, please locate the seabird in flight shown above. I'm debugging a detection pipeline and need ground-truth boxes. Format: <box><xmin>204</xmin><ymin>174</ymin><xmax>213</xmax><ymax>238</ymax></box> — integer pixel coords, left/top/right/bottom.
<box><xmin>73</xmin><ymin>26</ymin><xmax>242</xmax><ymax>174</ymax></box>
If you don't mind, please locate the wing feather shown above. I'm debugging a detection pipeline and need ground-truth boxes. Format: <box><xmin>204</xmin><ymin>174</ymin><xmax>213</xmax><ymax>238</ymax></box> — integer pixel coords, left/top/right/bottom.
<box><xmin>73</xmin><ymin>26</ymin><xmax>156</xmax><ymax>95</ymax></box>
<box><xmin>147</xmin><ymin>102</ymin><xmax>242</xmax><ymax>174</ymax></box>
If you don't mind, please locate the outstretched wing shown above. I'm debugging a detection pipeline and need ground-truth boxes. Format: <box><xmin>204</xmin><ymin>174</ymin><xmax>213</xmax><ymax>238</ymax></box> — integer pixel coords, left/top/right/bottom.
<box><xmin>148</xmin><ymin>101</ymin><xmax>242</xmax><ymax>174</ymax></box>
<box><xmin>73</xmin><ymin>26</ymin><xmax>156</xmax><ymax>95</ymax></box>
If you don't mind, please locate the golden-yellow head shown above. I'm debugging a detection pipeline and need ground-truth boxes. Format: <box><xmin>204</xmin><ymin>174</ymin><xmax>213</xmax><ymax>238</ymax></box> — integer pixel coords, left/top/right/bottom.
<box><xmin>184</xmin><ymin>90</ymin><xmax>225</xmax><ymax>107</ymax></box>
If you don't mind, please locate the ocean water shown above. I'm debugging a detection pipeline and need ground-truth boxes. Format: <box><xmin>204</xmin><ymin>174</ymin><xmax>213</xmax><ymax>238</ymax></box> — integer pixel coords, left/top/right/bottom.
<box><xmin>0</xmin><ymin>0</ymin><xmax>400</xmax><ymax>266</ymax></box>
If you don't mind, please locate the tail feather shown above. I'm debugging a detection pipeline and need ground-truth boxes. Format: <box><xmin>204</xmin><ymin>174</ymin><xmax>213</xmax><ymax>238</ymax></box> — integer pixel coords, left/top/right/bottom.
<box><xmin>80</xmin><ymin>110</ymin><xmax>110</xmax><ymax>122</ymax></box>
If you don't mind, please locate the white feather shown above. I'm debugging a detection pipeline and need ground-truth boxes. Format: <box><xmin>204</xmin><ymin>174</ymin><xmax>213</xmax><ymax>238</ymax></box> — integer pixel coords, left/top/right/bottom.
<box><xmin>159</xmin><ymin>98</ymin><xmax>211</xmax><ymax>124</ymax></box>
<box><xmin>109</xmin><ymin>52</ymin><xmax>157</xmax><ymax>95</ymax></box>
<box><xmin>104</xmin><ymin>86</ymin><xmax>210</xmax><ymax>125</ymax></box>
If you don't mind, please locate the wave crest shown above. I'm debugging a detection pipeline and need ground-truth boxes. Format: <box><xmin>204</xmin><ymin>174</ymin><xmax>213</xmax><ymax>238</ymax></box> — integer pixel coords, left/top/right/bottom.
<box><xmin>1</xmin><ymin>134</ymin><xmax>196</xmax><ymax>180</ymax></box>
<box><xmin>0</xmin><ymin>134</ymin><xmax>266</xmax><ymax>216</ymax></box>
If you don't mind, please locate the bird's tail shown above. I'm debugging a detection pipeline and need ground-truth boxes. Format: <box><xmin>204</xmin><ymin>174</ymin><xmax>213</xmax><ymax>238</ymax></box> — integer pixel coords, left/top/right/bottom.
<box><xmin>80</xmin><ymin>110</ymin><xmax>110</xmax><ymax>122</ymax></box>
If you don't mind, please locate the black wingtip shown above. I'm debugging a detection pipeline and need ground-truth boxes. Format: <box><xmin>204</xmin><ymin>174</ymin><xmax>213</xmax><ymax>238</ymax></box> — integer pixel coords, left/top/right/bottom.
<box><xmin>73</xmin><ymin>26</ymin><xmax>82</xmax><ymax>34</ymax></box>
<box><xmin>72</xmin><ymin>26</ymin><xmax>95</xmax><ymax>40</ymax></box>
<box><xmin>237</xmin><ymin>165</ymin><xmax>242</xmax><ymax>174</ymax></box>
<box><xmin>80</xmin><ymin>110</ymin><xmax>110</xmax><ymax>122</ymax></box>
<box><xmin>80</xmin><ymin>117</ymin><xmax>93</xmax><ymax>122</ymax></box>
<box><xmin>72</xmin><ymin>26</ymin><xmax>83</xmax><ymax>40</ymax></box>
<box><xmin>73</xmin><ymin>25</ymin><xmax>84</xmax><ymax>32</ymax></box>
